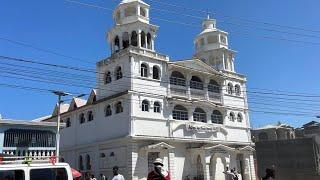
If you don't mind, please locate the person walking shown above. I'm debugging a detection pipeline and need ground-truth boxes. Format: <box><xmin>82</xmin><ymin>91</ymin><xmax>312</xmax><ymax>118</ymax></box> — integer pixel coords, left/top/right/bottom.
<box><xmin>91</xmin><ymin>174</ymin><xmax>97</xmax><ymax>180</ymax></box>
<box><xmin>100</xmin><ymin>173</ymin><xmax>106</xmax><ymax>180</ymax></box>
<box><xmin>109</xmin><ymin>166</ymin><xmax>125</xmax><ymax>180</ymax></box>
<box><xmin>223</xmin><ymin>167</ymin><xmax>235</xmax><ymax>180</ymax></box>
<box><xmin>147</xmin><ymin>158</ymin><xmax>170</xmax><ymax>180</ymax></box>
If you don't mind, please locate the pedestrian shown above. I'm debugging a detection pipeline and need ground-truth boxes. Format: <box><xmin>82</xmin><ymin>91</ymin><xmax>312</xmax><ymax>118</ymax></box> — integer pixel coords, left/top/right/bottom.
<box><xmin>147</xmin><ymin>158</ymin><xmax>170</xmax><ymax>180</ymax></box>
<box><xmin>100</xmin><ymin>173</ymin><xmax>106</xmax><ymax>180</ymax></box>
<box><xmin>232</xmin><ymin>168</ymin><xmax>239</xmax><ymax>180</ymax></box>
<box><xmin>109</xmin><ymin>166</ymin><xmax>125</xmax><ymax>180</ymax></box>
<box><xmin>223</xmin><ymin>167</ymin><xmax>234</xmax><ymax>180</ymax></box>
<box><xmin>91</xmin><ymin>174</ymin><xmax>97</xmax><ymax>180</ymax></box>
<box><xmin>262</xmin><ymin>167</ymin><xmax>275</xmax><ymax>180</ymax></box>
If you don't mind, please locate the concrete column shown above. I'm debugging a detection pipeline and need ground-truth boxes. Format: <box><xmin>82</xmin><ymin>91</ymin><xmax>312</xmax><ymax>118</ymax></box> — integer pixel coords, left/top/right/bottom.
<box><xmin>249</xmin><ymin>154</ymin><xmax>257</xmax><ymax>180</ymax></box>
<box><xmin>144</xmin><ymin>33</ymin><xmax>147</xmax><ymax>49</ymax></box>
<box><xmin>138</xmin><ymin>30</ymin><xmax>142</xmax><ymax>48</ymax></box>
<box><xmin>243</xmin><ymin>154</ymin><xmax>252</xmax><ymax>180</ymax></box>
<box><xmin>204</xmin><ymin>79</ymin><xmax>210</xmax><ymax>100</ymax></box>
<box><xmin>146</xmin><ymin>8</ymin><xmax>149</xmax><ymax>18</ymax></box>
<box><xmin>136</xmin><ymin>4</ymin><xmax>141</xmax><ymax>16</ymax></box>
<box><xmin>168</xmin><ymin>150</ymin><xmax>176</xmax><ymax>180</ymax></box>
<box><xmin>151</xmin><ymin>38</ymin><xmax>155</xmax><ymax>51</ymax></box>
<box><xmin>186</xmin><ymin>75</ymin><xmax>192</xmax><ymax>100</ymax></box>
<box><xmin>127</xmin><ymin>142</ymin><xmax>139</xmax><ymax>179</ymax></box>
<box><xmin>188</xmin><ymin>107</ymin><xmax>195</xmax><ymax>121</ymax></box>
<box><xmin>203</xmin><ymin>163</ymin><xmax>211</xmax><ymax>180</ymax></box>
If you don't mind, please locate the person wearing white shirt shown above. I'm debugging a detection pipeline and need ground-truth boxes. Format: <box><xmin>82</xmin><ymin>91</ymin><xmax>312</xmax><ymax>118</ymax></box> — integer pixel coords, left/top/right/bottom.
<box><xmin>109</xmin><ymin>166</ymin><xmax>125</xmax><ymax>180</ymax></box>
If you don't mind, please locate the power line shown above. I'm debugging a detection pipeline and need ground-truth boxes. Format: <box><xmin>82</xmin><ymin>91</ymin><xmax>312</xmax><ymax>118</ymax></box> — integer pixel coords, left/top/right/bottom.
<box><xmin>65</xmin><ymin>0</ymin><xmax>320</xmax><ymax>46</ymax></box>
<box><xmin>145</xmin><ymin>0</ymin><xmax>320</xmax><ymax>34</ymax></box>
<box><xmin>2</xmin><ymin>55</ymin><xmax>320</xmax><ymax>102</ymax></box>
<box><xmin>0</xmin><ymin>37</ymin><xmax>95</xmax><ymax>66</ymax></box>
<box><xmin>2</xmin><ymin>70</ymin><xmax>320</xmax><ymax>116</ymax></box>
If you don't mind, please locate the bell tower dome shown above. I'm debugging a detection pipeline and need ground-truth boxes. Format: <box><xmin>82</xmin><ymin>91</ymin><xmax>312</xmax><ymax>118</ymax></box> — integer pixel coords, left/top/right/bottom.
<box><xmin>194</xmin><ymin>16</ymin><xmax>236</xmax><ymax>72</ymax></box>
<box><xmin>107</xmin><ymin>0</ymin><xmax>158</xmax><ymax>54</ymax></box>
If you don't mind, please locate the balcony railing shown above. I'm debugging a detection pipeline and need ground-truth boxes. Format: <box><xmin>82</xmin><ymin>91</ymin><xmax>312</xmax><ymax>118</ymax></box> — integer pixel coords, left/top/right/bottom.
<box><xmin>191</xmin><ymin>89</ymin><xmax>205</xmax><ymax>100</ymax></box>
<box><xmin>208</xmin><ymin>92</ymin><xmax>221</xmax><ymax>102</ymax></box>
<box><xmin>170</xmin><ymin>87</ymin><xmax>187</xmax><ymax>97</ymax></box>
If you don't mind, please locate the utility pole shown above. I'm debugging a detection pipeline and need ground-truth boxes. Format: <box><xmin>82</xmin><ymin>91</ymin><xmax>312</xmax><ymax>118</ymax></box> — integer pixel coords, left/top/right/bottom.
<box><xmin>52</xmin><ymin>91</ymin><xmax>70</xmax><ymax>162</ymax></box>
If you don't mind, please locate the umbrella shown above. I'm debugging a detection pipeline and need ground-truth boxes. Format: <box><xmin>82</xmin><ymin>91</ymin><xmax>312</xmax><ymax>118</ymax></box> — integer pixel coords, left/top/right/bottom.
<box><xmin>71</xmin><ymin>168</ymin><xmax>82</xmax><ymax>178</ymax></box>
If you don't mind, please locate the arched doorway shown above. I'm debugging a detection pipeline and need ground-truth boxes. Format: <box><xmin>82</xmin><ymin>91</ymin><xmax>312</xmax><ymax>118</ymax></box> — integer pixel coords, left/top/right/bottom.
<box><xmin>210</xmin><ymin>154</ymin><xmax>227</xmax><ymax>180</ymax></box>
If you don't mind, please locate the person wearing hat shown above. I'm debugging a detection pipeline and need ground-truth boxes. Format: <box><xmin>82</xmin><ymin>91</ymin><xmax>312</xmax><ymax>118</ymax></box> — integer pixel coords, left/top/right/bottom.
<box><xmin>147</xmin><ymin>158</ymin><xmax>170</xmax><ymax>180</ymax></box>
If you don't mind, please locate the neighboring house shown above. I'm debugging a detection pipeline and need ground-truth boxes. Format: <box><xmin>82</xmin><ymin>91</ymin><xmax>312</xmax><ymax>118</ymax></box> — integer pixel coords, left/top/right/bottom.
<box><xmin>43</xmin><ymin>0</ymin><xmax>256</xmax><ymax>179</ymax></box>
<box><xmin>251</xmin><ymin>123</ymin><xmax>295</xmax><ymax>142</ymax></box>
<box><xmin>296</xmin><ymin>121</ymin><xmax>320</xmax><ymax>138</ymax></box>
<box><xmin>0</xmin><ymin>119</ymin><xmax>58</xmax><ymax>157</ymax></box>
<box><xmin>252</xmin><ymin>123</ymin><xmax>320</xmax><ymax>180</ymax></box>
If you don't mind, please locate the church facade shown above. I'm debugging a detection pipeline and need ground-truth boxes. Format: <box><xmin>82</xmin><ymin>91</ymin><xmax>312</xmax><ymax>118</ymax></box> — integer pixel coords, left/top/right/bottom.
<box><xmin>45</xmin><ymin>0</ymin><xmax>256</xmax><ymax>179</ymax></box>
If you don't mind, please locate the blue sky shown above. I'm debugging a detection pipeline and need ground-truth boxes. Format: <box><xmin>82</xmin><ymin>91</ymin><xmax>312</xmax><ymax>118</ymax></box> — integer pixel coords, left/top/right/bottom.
<box><xmin>0</xmin><ymin>0</ymin><xmax>319</xmax><ymax>128</ymax></box>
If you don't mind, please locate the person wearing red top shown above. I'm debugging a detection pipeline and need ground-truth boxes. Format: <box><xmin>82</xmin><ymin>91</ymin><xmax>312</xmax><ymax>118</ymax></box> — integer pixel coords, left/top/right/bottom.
<box><xmin>147</xmin><ymin>158</ymin><xmax>170</xmax><ymax>180</ymax></box>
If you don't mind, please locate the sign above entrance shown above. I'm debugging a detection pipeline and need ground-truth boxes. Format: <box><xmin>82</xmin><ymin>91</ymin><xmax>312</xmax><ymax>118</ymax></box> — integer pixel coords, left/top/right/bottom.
<box><xmin>186</xmin><ymin>123</ymin><xmax>219</xmax><ymax>133</ymax></box>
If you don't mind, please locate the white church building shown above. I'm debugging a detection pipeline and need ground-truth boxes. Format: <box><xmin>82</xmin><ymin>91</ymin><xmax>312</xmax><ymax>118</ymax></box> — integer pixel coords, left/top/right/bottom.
<box><xmin>45</xmin><ymin>0</ymin><xmax>256</xmax><ymax>179</ymax></box>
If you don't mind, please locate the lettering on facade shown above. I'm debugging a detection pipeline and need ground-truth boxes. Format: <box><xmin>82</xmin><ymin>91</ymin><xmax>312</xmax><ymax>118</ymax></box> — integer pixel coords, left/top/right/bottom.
<box><xmin>186</xmin><ymin>124</ymin><xmax>219</xmax><ymax>133</ymax></box>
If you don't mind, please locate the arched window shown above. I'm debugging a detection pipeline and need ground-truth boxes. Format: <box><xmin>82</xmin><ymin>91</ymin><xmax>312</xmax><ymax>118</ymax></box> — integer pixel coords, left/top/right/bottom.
<box><xmin>235</xmin><ymin>85</ymin><xmax>241</xmax><ymax>96</ymax></box>
<box><xmin>229</xmin><ymin>112</ymin><xmax>235</xmax><ymax>122</ymax></box>
<box><xmin>152</xmin><ymin>66</ymin><xmax>160</xmax><ymax>80</ymax></box>
<box><xmin>211</xmin><ymin>110</ymin><xmax>223</xmax><ymax>124</ymax></box>
<box><xmin>237</xmin><ymin>113</ymin><xmax>243</xmax><ymax>122</ymax></box>
<box><xmin>141</xmin><ymin>63</ymin><xmax>148</xmax><ymax>77</ymax></box>
<box><xmin>87</xmin><ymin>111</ymin><xmax>94</xmax><ymax>121</ymax></box>
<box><xmin>190</xmin><ymin>76</ymin><xmax>203</xmax><ymax>90</ymax></box>
<box><xmin>105</xmin><ymin>105</ymin><xmax>112</xmax><ymax>117</ymax></box>
<box><xmin>140</xmin><ymin>7</ymin><xmax>146</xmax><ymax>17</ymax></box>
<box><xmin>259</xmin><ymin>132</ymin><xmax>268</xmax><ymax>141</ymax></box>
<box><xmin>125</xmin><ymin>6</ymin><xmax>136</xmax><ymax>17</ymax></box>
<box><xmin>208</xmin><ymin>80</ymin><xmax>220</xmax><ymax>93</ymax></box>
<box><xmin>79</xmin><ymin>113</ymin><xmax>85</xmax><ymax>124</ymax></box>
<box><xmin>172</xmin><ymin>105</ymin><xmax>188</xmax><ymax>120</ymax></box>
<box><xmin>105</xmin><ymin>71</ymin><xmax>112</xmax><ymax>84</ymax></box>
<box><xmin>79</xmin><ymin>156</ymin><xmax>83</xmax><ymax>170</ymax></box>
<box><xmin>227</xmin><ymin>83</ymin><xmax>233</xmax><ymax>95</ymax></box>
<box><xmin>116</xmin><ymin>102</ymin><xmax>123</xmax><ymax>114</ymax></box>
<box><xmin>66</xmin><ymin>118</ymin><xmax>71</xmax><ymax>128</ymax></box>
<box><xmin>154</xmin><ymin>102</ymin><xmax>161</xmax><ymax>113</ymax></box>
<box><xmin>147</xmin><ymin>33</ymin><xmax>152</xmax><ymax>49</ymax></box>
<box><xmin>170</xmin><ymin>71</ymin><xmax>186</xmax><ymax>86</ymax></box>
<box><xmin>142</xmin><ymin>100</ymin><xmax>149</xmax><ymax>112</ymax></box>
<box><xmin>122</xmin><ymin>32</ymin><xmax>129</xmax><ymax>49</ymax></box>
<box><xmin>114</xmin><ymin>36</ymin><xmax>120</xmax><ymax>52</ymax></box>
<box><xmin>85</xmin><ymin>154</ymin><xmax>91</xmax><ymax>170</ymax></box>
<box><xmin>131</xmin><ymin>31</ymin><xmax>138</xmax><ymax>47</ymax></box>
<box><xmin>193</xmin><ymin>108</ymin><xmax>206</xmax><ymax>122</ymax></box>
<box><xmin>116</xmin><ymin>67</ymin><xmax>122</xmax><ymax>80</ymax></box>
<box><xmin>141</xmin><ymin>31</ymin><xmax>146</xmax><ymax>48</ymax></box>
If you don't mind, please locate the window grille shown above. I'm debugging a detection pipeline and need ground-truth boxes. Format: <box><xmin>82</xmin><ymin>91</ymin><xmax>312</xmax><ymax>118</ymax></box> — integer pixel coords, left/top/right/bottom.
<box><xmin>105</xmin><ymin>105</ymin><xmax>112</xmax><ymax>116</ymax></box>
<box><xmin>190</xmin><ymin>81</ymin><xmax>204</xmax><ymax>90</ymax></box>
<box><xmin>211</xmin><ymin>110</ymin><xmax>223</xmax><ymax>124</ymax></box>
<box><xmin>154</xmin><ymin>102</ymin><xmax>161</xmax><ymax>113</ymax></box>
<box><xmin>170</xmin><ymin>76</ymin><xmax>186</xmax><ymax>86</ymax></box>
<box><xmin>173</xmin><ymin>106</ymin><xmax>188</xmax><ymax>120</ymax></box>
<box><xmin>142</xmin><ymin>100</ymin><xmax>149</xmax><ymax>111</ymax></box>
